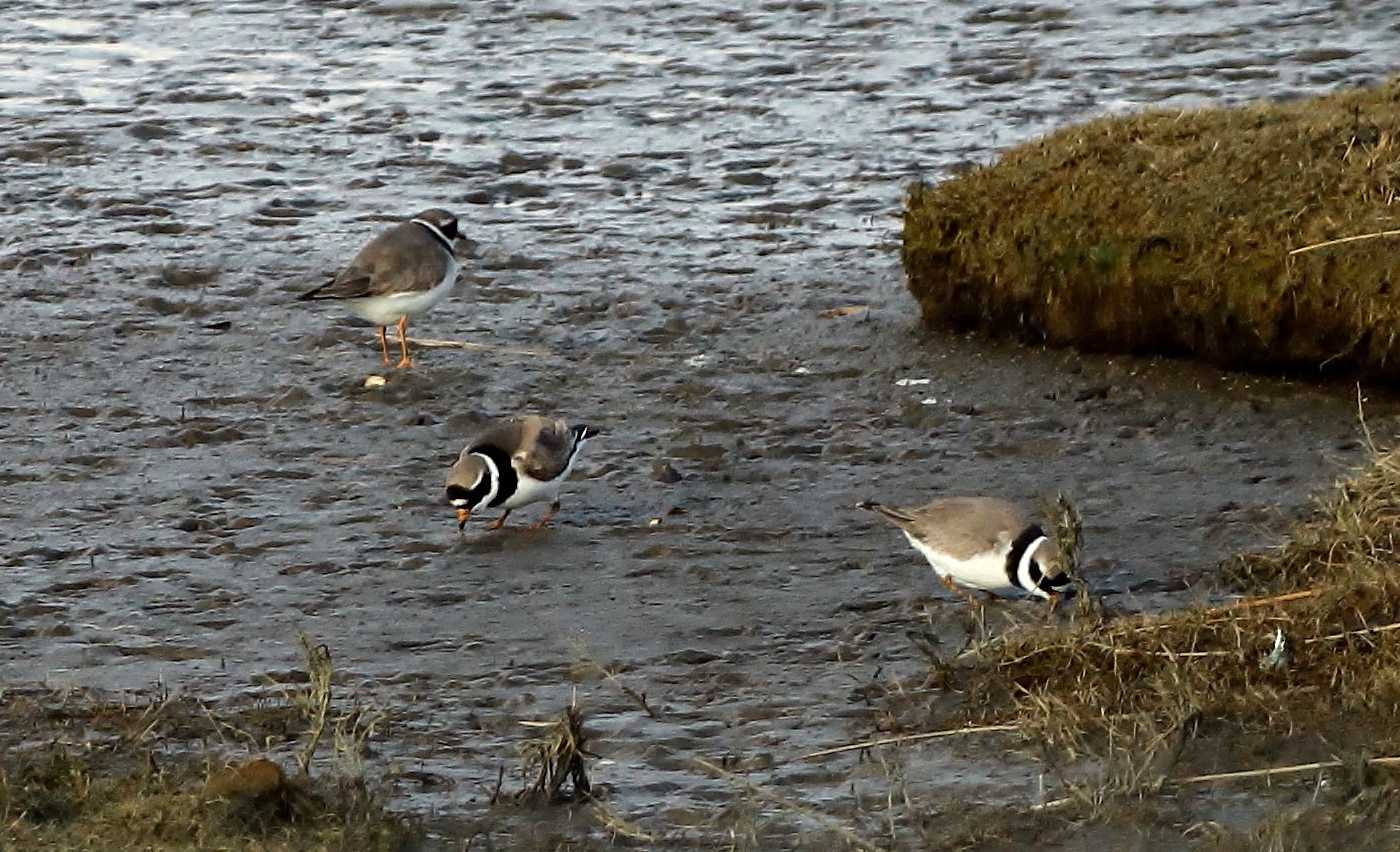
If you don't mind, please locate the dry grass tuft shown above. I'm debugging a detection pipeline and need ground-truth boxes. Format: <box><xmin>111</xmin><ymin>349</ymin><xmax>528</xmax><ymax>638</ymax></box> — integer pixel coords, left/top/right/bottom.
<box><xmin>944</xmin><ymin>445</ymin><xmax>1400</xmax><ymax>800</ymax></box>
<box><xmin>0</xmin><ymin>636</ymin><xmax>409</xmax><ymax>851</ymax></box>
<box><xmin>512</xmin><ymin>701</ymin><xmax>595</xmax><ymax>805</ymax></box>
<box><xmin>903</xmin><ymin>75</ymin><xmax>1400</xmax><ymax>381</ymax></box>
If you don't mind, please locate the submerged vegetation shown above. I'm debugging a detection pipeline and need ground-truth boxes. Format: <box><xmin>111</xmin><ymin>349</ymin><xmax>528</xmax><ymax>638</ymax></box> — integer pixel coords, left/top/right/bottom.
<box><xmin>903</xmin><ymin>75</ymin><xmax>1400</xmax><ymax>381</ymax></box>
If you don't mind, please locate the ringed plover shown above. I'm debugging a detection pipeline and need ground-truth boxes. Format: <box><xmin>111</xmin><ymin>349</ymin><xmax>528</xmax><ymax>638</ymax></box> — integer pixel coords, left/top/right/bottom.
<box><xmin>446</xmin><ymin>415</ymin><xmax>597</xmax><ymax>531</ymax></box>
<box><xmin>858</xmin><ymin>496</ymin><xmax>1073</xmax><ymax>604</ymax></box>
<box><xmin>298</xmin><ymin>208</ymin><xmax>461</xmax><ymax>368</ymax></box>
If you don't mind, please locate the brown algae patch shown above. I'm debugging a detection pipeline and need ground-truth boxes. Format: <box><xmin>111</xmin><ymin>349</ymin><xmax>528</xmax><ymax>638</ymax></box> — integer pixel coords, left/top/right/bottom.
<box><xmin>903</xmin><ymin>75</ymin><xmax>1400</xmax><ymax>381</ymax></box>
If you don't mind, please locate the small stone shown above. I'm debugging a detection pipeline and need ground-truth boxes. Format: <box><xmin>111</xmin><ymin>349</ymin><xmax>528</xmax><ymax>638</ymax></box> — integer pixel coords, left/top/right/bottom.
<box><xmin>651</xmin><ymin>460</ymin><xmax>683</xmax><ymax>483</ymax></box>
<box><xmin>202</xmin><ymin>757</ymin><xmax>285</xmax><ymax>803</ymax></box>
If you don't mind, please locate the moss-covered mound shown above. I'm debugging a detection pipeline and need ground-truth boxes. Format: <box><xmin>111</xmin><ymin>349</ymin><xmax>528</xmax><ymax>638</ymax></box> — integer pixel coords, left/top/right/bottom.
<box><xmin>903</xmin><ymin>77</ymin><xmax>1400</xmax><ymax>381</ymax></box>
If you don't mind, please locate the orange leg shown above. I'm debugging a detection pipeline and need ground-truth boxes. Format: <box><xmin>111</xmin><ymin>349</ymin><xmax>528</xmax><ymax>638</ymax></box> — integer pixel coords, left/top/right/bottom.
<box><xmin>483</xmin><ymin>509</ymin><xmax>512</xmax><ymax>531</ymax></box>
<box><xmin>941</xmin><ymin>574</ymin><xmax>987</xmax><ymax>609</ymax></box>
<box><xmin>376</xmin><ymin>326</ymin><xmax>393</xmax><ymax>365</ymax></box>
<box><xmin>526</xmin><ymin>501</ymin><xmax>561</xmax><ymax>530</ymax></box>
<box><xmin>394</xmin><ymin>316</ymin><xmax>413</xmax><ymax>368</ymax></box>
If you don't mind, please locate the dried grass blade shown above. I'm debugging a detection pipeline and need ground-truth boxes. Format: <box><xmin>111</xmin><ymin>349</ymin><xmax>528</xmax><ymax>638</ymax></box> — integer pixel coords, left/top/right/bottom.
<box><xmin>1177</xmin><ymin>755</ymin><xmax>1400</xmax><ymax>784</ymax></box>
<box><xmin>1288</xmin><ymin>228</ymin><xmax>1400</xmax><ymax>255</ymax></box>
<box><xmin>798</xmin><ymin>724</ymin><xmax>1018</xmax><ymax>761</ymax></box>
<box><xmin>406</xmin><ymin>336</ymin><xmax>552</xmax><ymax>356</ymax></box>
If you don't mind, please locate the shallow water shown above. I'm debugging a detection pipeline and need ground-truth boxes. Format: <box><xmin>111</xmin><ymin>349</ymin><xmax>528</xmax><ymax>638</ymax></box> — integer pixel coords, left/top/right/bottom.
<box><xmin>2</xmin><ymin>0</ymin><xmax>1399</xmax><ymax>846</ymax></box>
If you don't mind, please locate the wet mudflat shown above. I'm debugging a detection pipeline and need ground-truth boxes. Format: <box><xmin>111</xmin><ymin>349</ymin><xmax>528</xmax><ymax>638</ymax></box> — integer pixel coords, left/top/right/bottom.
<box><xmin>2</xmin><ymin>0</ymin><xmax>1399</xmax><ymax>847</ymax></box>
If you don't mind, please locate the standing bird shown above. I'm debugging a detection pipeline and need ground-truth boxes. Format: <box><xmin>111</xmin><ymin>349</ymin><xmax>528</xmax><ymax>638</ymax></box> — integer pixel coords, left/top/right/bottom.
<box><xmin>857</xmin><ymin>496</ymin><xmax>1073</xmax><ymax>604</ymax></box>
<box><xmin>446</xmin><ymin>415</ymin><xmax>597</xmax><ymax>531</ymax></box>
<box><xmin>298</xmin><ymin>208</ymin><xmax>461</xmax><ymax>368</ymax></box>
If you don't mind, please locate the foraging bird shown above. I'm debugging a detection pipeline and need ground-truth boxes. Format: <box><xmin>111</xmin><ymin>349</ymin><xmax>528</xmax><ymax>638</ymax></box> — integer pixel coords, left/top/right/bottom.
<box><xmin>857</xmin><ymin>496</ymin><xmax>1073</xmax><ymax>603</ymax></box>
<box><xmin>446</xmin><ymin>415</ymin><xmax>597</xmax><ymax>531</ymax></box>
<box><xmin>298</xmin><ymin>208</ymin><xmax>461</xmax><ymax>368</ymax></box>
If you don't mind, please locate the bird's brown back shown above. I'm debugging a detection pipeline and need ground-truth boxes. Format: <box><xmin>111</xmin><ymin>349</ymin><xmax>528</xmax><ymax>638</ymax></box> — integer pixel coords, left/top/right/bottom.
<box><xmin>867</xmin><ymin>496</ymin><xmax>1029</xmax><ymax>561</ymax></box>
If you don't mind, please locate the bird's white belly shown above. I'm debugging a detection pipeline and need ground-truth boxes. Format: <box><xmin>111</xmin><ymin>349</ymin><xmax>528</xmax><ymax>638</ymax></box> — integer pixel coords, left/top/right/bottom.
<box><xmin>345</xmin><ymin>259</ymin><xmax>458</xmax><ymax>326</ymax></box>
<box><xmin>904</xmin><ymin>534</ymin><xmax>1017</xmax><ymax>594</ymax></box>
<box><xmin>501</xmin><ymin>474</ymin><xmax>563</xmax><ymax>510</ymax></box>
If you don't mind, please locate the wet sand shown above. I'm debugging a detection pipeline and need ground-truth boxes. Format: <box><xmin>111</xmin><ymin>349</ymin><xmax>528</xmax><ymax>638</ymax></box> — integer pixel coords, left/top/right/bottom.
<box><xmin>3</xmin><ymin>0</ymin><xmax>1399</xmax><ymax>846</ymax></box>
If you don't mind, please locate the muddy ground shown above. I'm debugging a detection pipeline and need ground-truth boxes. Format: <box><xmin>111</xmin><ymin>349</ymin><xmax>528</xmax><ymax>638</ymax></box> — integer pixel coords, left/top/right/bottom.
<box><xmin>3</xmin><ymin>0</ymin><xmax>1399</xmax><ymax>847</ymax></box>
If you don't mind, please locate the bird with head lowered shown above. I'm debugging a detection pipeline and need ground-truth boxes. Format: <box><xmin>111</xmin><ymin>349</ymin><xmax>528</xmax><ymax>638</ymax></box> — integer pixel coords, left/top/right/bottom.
<box><xmin>858</xmin><ymin>496</ymin><xmax>1075</xmax><ymax>606</ymax></box>
<box><xmin>446</xmin><ymin>415</ymin><xmax>597</xmax><ymax>531</ymax></box>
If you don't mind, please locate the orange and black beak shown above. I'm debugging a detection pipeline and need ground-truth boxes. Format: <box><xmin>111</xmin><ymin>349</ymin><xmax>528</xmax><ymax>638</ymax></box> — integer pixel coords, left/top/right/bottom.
<box><xmin>456</xmin><ymin>507</ymin><xmax>471</xmax><ymax>530</ymax></box>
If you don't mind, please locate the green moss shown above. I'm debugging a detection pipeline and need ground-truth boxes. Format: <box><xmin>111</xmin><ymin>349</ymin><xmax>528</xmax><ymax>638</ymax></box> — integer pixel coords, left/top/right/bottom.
<box><xmin>903</xmin><ymin>76</ymin><xmax>1400</xmax><ymax>380</ymax></box>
